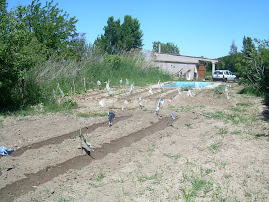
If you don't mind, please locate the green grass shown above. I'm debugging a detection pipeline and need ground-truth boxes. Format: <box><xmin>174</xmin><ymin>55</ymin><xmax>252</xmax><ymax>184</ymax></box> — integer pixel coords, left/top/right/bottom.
<box><xmin>1</xmin><ymin>97</ymin><xmax>78</xmax><ymax>116</ymax></box>
<box><xmin>204</xmin><ymin>110</ymin><xmax>246</xmax><ymax>124</ymax></box>
<box><xmin>163</xmin><ymin>153</ymin><xmax>181</xmax><ymax>160</ymax></box>
<box><xmin>185</xmin><ymin>123</ymin><xmax>192</xmax><ymax>128</ymax></box>
<box><xmin>213</xmin><ymin>85</ymin><xmax>226</xmax><ymax>94</ymax></box>
<box><xmin>0</xmin><ymin>119</ymin><xmax>3</xmax><ymax>128</ymax></box>
<box><xmin>236</xmin><ymin>102</ymin><xmax>253</xmax><ymax>107</ymax></box>
<box><xmin>147</xmin><ymin>148</ymin><xmax>155</xmax><ymax>157</ymax></box>
<box><xmin>89</xmin><ymin>183</ymin><xmax>105</xmax><ymax>188</ymax></box>
<box><xmin>77</xmin><ymin>113</ymin><xmax>90</xmax><ymax>118</ymax></box>
<box><xmin>96</xmin><ymin>168</ymin><xmax>105</xmax><ymax>181</ymax></box>
<box><xmin>138</xmin><ymin>172</ymin><xmax>163</xmax><ymax>183</ymax></box>
<box><xmin>218</xmin><ymin>127</ymin><xmax>228</xmax><ymax>135</ymax></box>
<box><xmin>204</xmin><ymin>70</ymin><xmax>213</xmax><ymax>80</ymax></box>
<box><xmin>181</xmin><ymin>166</ymin><xmax>214</xmax><ymax>201</ymax></box>
<box><xmin>231</xmin><ymin>130</ymin><xmax>242</xmax><ymax>135</ymax></box>
<box><xmin>237</xmin><ymin>86</ymin><xmax>261</xmax><ymax>97</ymax></box>
<box><xmin>2</xmin><ymin>53</ymin><xmax>172</xmax><ymax>113</ymax></box>
<box><xmin>57</xmin><ymin>197</ymin><xmax>74</xmax><ymax>202</ymax></box>
<box><xmin>227</xmin><ymin>106</ymin><xmax>246</xmax><ymax>113</ymax></box>
<box><xmin>32</xmin><ymin>54</ymin><xmax>172</xmax><ymax>97</ymax></box>
<box><xmin>179</xmin><ymin>105</ymin><xmax>196</xmax><ymax>112</ymax></box>
<box><xmin>208</xmin><ymin>142</ymin><xmax>222</xmax><ymax>153</ymax></box>
<box><xmin>77</xmin><ymin>112</ymin><xmax>107</xmax><ymax>118</ymax></box>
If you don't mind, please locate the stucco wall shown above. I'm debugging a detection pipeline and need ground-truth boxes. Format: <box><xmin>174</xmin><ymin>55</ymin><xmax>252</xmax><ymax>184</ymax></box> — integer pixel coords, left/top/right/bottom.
<box><xmin>152</xmin><ymin>61</ymin><xmax>196</xmax><ymax>80</ymax></box>
<box><xmin>149</xmin><ymin>52</ymin><xmax>219</xmax><ymax>80</ymax></box>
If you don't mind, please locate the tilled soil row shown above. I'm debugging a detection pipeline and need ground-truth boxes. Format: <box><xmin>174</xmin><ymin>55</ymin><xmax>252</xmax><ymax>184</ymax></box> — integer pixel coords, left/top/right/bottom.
<box><xmin>11</xmin><ymin>115</ymin><xmax>132</xmax><ymax>157</ymax></box>
<box><xmin>0</xmin><ymin>116</ymin><xmax>175</xmax><ymax>201</ymax></box>
<box><xmin>142</xmin><ymin>89</ymin><xmax>178</xmax><ymax>100</ymax></box>
<box><xmin>117</xmin><ymin>88</ymin><xmax>150</xmax><ymax>100</ymax></box>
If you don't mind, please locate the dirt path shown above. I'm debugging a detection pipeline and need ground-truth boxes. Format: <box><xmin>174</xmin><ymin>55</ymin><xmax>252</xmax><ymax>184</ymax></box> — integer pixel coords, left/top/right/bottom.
<box><xmin>0</xmin><ymin>82</ymin><xmax>268</xmax><ymax>201</ymax></box>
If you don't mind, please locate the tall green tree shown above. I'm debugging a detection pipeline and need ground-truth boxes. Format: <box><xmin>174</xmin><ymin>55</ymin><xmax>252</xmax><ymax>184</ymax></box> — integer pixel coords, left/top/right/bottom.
<box><xmin>14</xmin><ymin>0</ymin><xmax>78</xmax><ymax>56</ymax></box>
<box><xmin>218</xmin><ymin>54</ymin><xmax>238</xmax><ymax>72</ymax></box>
<box><xmin>236</xmin><ymin>36</ymin><xmax>269</xmax><ymax>98</ymax></box>
<box><xmin>94</xmin><ymin>15</ymin><xmax>143</xmax><ymax>54</ymax></box>
<box><xmin>0</xmin><ymin>0</ymin><xmax>81</xmax><ymax>110</ymax></box>
<box><xmin>66</xmin><ymin>33</ymin><xmax>90</xmax><ymax>61</ymax></box>
<box><xmin>218</xmin><ymin>41</ymin><xmax>239</xmax><ymax>72</ymax></box>
<box><xmin>0</xmin><ymin>0</ymin><xmax>46</xmax><ymax>109</ymax></box>
<box><xmin>236</xmin><ymin>36</ymin><xmax>256</xmax><ymax>83</ymax></box>
<box><xmin>95</xmin><ymin>16</ymin><xmax>121</xmax><ymax>54</ymax></box>
<box><xmin>120</xmin><ymin>15</ymin><xmax>143</xmax><ymax>51</ymax></box>
<box><xmin>152</xmin><ymin>41</ymin><xmax>180</xmax><ymax>54</ymax></box>
<box><xmin>229</xmin><ymin>40</ymin><xmax>238</xmax><ymax>55</ymax></box>
<box><xmin>242</xmin><ymin>36</ymin><xmax>255</xmax><ymax>57</ymax></box>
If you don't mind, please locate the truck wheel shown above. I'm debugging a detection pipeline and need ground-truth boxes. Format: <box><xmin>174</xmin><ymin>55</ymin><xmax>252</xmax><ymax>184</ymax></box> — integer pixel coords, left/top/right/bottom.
<box><xmin>223</xmin><ymin>78</ymin><xmax>227</xmax><ymax>82</ymax></box>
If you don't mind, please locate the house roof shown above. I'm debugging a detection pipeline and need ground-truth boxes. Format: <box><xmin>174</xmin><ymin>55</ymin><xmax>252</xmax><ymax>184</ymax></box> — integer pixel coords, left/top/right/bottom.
<box><xmin>153</xmin><ymin>52</ymin><xmax>220</xmax><ymax>64</ymax></box>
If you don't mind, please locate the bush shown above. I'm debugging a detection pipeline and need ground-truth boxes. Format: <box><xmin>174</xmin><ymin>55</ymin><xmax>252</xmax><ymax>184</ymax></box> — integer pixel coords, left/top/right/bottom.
<box><xmin>214</xmin><ymin>85</ymin><xmax>225</xmax><ymax>94</ymax></box>
<box><xmin>1</xmin><ymin>53</ymin><xmax>172</xmax><ymax>113</ymax></box>
<box><xmin>103</xmin><ymin>54</ymin><xmax>121</xmax><ymax>70</ymax></box>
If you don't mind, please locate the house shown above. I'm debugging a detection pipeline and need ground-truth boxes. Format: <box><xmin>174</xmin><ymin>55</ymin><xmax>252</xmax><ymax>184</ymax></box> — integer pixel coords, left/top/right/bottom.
<box><xmin>151</xmin><ymin>52</ymin><xmax>219</xmax><ymax>80</ymax></box>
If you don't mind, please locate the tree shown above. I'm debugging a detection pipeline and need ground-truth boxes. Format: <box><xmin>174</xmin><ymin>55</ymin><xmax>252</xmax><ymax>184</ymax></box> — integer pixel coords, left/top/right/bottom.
<box><xmin>120</xmin><ymin>15</ymin><xmax>143</xmax><ymax>51</ymax></box>
<box><xmin>0</xmin><ymin>0</ymin><xmax>80</xmax><ymax>110</ymax></box>
<box><xmin>66</xmin><ymin>33</ymin><xmax>89</xmax><ymax>61</ymax></box>
<box><xmin>244</xmin><ymin>39</ymin><xmax>269</xmax><ymax>93</ymax></box>
<box><xmin>236</xmin><ymin>36</ymin><xmax>269</xmax><ymax>98</ymax></box>
<box><xmin>95</xmin><ymin>16</ymin><xmax>121</xmax><ymax>54</ymax></box>
<box><xmin>152</xmin><ymin>41</ymin><xmax>180</xmax><ymax>54</ymax></box>
<box><xmin>14</xmin><ymin>0</ymin><xmax>78</xmax><ymax>56</ymax></box>
<box><xmin>0</xmin><ymin>0</ymin><xmax>7</xmax><ymax>16</ymax></box>
<box><xmin>94</xmin><ymin>15</ymin><xmax>143</xmax><ymax>54</ymax></box>
<box><xmin>236</xmin><ymin>36</ymin><xmax>256</xmax><ymax>83</ymax></box>
<box><xmin>0</xmin><ymin>0</ymin><xmax>46</xmax><ymax>109</ymax></box>
<box><xmin>242</xmin><ymin>36</ymin><xmax>255</xmax><ymax>57</ymax></box>
<box><xmin>218</xmin><ymin>41</ymin><xmax>239</xmax><ymax>72</ymax></box>
<box><xmin>229</xmin><ymin>40</ymin><xmax>237</xmax><ymax>55</ymax></box>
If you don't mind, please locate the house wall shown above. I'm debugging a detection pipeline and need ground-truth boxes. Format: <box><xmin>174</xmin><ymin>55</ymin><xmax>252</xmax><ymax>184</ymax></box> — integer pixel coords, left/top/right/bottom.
<box><xmin>149</xmin><ymin>52</ymin><xmax>219</xmax><ymax>79</ymax></box>
<box><xmin>152</xmin><ymin>61</ymin><xmax>196</xmax><ymax>80</ymax></box>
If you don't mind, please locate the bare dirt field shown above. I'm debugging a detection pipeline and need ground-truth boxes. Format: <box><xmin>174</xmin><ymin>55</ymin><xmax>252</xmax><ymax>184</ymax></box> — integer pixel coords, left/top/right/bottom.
<box><xmin>0</xmin><ymin>82</ymin><xmax>269</xmax><ymax>201</ymax></box>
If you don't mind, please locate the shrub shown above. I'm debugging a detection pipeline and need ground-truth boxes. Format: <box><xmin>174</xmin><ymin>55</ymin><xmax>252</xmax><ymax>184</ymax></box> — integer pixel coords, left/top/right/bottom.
<box><xmin>214</xmin><ymin>85</ymin><xmax>225</xmax><ymax>94</ymax></box>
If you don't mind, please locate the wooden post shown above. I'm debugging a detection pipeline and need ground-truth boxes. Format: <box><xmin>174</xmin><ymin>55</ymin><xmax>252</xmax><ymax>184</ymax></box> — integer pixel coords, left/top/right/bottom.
<box><xmin>83</xmin><ymin>78</ymin><xmax>86</xmax><ymax>91</ymax></box>
<box><xmin>80</xmin><ymin>128</ymin><xmax>83</xmax><ymax>154</ymax></box>
<box><xmin>73</xmin><ymin>79</ymin><xmax>75</xmax><ymax>94</ymax></box>
<box><xmin>21</xmin><ymin>78</ymin><xmax>25</xmax><ymax>98</ymax></box>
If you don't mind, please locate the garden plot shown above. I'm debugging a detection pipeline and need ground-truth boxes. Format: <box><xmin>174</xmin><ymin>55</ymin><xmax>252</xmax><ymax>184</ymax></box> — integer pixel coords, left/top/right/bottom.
<box><xmin>0</xmin><ymin>83</ymin><xmax>268</xmax><ymax>201</ymax></box>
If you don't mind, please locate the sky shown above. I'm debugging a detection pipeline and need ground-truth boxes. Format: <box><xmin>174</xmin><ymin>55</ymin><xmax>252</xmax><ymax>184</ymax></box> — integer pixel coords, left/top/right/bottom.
<box><xmin>7</xmin><ymin>0</ymin><xmax>269</xmax><ymax>59</ymax></box>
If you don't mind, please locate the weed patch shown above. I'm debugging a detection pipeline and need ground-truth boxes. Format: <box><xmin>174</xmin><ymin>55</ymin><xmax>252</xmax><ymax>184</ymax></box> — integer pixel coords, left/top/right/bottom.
<box><xmin>96</xmin><ymin>168</ymin><xmax>105</xmax><ymax>181</ymax></box>
<box><xmin>236</xmin><ymin>102</ymin><xmax>253</xmax><ymax>107</ymax></box>
<box><xmin>138</xmin><ymin>172</ymin><xmax>163</xmax><ymax>183</ymax></box>
<box><xmin>163</xmin><ymin>153</ymin><xmax>181</xmax><ymax>160</ymax></box>
<box><xmin>208</xmin><ymin>142</ymin><xmax>222</xmax><ymax>153</ymax></box>
<box><xmin>231</xmin><ymin>130</ymin><xmax>242</xmax><ymax>135</ymax></box>
<box><xmin>57</xmin><ymin>197</ymin><xmax>74</xmax><ymax>202</ymax></box>
<box><xmin>77</xmin><ymin>113</ymin><xmax>90</xmax><ymax>118</ymax></box>
<box><xmin>213</xmin><ymin>85</ymin><xmax>225</xmax><ymax>94</ymax></box>
<box><xmin>204</xmin><ymin>110</ymin><xmax>246</xmax><ymax>124</ymax></box>
<box><xmin>181</xmin><ymin>166</ymin><xmax>214</xmax><ymax>201</ymax></box>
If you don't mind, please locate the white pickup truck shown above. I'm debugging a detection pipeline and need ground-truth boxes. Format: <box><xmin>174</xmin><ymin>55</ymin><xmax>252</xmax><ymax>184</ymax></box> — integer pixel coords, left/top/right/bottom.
<box><xmin>212</xmin><ymin>70</ymin><xmax>237</xmax><ymax>82</ymax></box>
